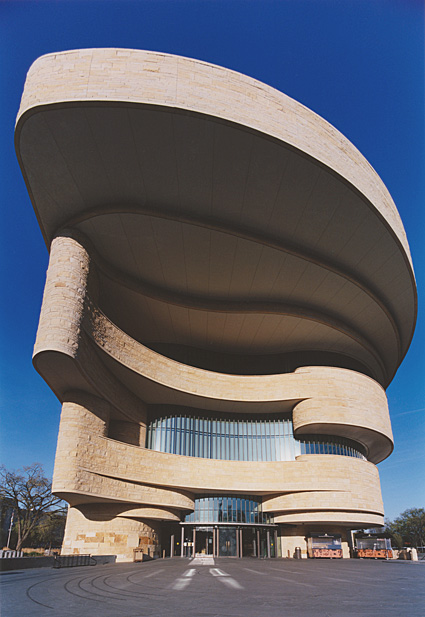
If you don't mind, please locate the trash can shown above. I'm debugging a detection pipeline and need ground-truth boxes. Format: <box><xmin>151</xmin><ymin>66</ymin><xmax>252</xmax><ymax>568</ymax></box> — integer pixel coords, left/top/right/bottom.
<box><xmin>133</xmin><ymin>548</ymin><xmax>145</xmax><ymax>562</ymax></box>
<box><xmin>294</xmin><ymin>547</ymin><xmax>302</xmax><ymax>559</ymax></box>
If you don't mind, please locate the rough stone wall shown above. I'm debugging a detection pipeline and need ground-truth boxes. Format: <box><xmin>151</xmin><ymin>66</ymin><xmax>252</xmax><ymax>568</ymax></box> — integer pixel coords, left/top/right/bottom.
<box><xmin>52</xmin><ymin>394</ymin><xmax>193</xmax><ymax>511</ymax></box>
<box><xmin>62</xmin><ymin>504</ymin><xmax>161</xmax><ymax>562</ymax></box>
<box><xmin>52</xmin><ymin>393</ymin><xmax>109</xmax><ymax>497</ymax></box>
<box><xmin>108</xmin><ymin>420</ymin><xmax>145</xmax><ymax>447</ymax></box>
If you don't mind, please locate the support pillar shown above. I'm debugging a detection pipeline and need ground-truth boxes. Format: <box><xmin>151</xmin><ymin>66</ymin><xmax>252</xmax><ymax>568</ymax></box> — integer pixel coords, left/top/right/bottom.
<box><xmin>34</xmin><ymin>231</ymin><xmax>93</xmax><ymax>360</ymax></box>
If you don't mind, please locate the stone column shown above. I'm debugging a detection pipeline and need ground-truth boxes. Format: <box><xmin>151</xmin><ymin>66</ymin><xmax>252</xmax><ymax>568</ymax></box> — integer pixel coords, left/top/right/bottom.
<box><xmin>52</xmin><ymin>391</ymin><xmax>110</xmax><ymax>495</ymax></box>
<box><xmin>34</xmin><ymin>231</ymin><xmax>93</xmax><ymax>359</ymax></box>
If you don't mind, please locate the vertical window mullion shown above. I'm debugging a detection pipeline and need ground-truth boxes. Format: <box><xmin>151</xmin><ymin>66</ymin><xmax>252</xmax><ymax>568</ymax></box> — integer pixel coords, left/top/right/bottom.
<box><xmin>261</xmin><ymin>420</ymin><xmax>265</xmax><ymax>461</ymax></box>
<box><xmin>230</xmin><ymin>420</ymin><xmax>234</xmax><ymax>461</ymax></box>
<box><xmin>185</xmin><ymin>416</ymin><xmax>190</xmax><ymax>456</ymax></box>
<box><xmin>248</xmin><ymin>421</ymin><xmax>253</xmax><ymax>462</ymax></box>
<box><xmin>160</xmin><ymin>418</ymin><xmax>165</xmax><ymax>452</ymax></box>
<box><xmin>177</xmin><ymin>416</ymin><xmax>182</xmax><ymax>455</ymax></box>
<box><xmin>287</xmin><ymin>420</ymin><xmax>292</xmax><ymax>459</ymax></box>
<box><xmin>195</xmin><ymin>417</ymin><xmax>199</xmax><ymax>458</ymax></box>
<box><xmin>212</xmin><ymin>419</ymin><xmax>216</xmax><ymax>460</ymax></box>
<box><xmin>264</xmin><ymin>420</ymin><xmax>268</xmax><ymax>461</ymax></box>
<box><xmin>199</xmin><ymin>417</ymin><xmax>203</xmax><ymax>458</ymax></box>
<box><xmin>147</xmin><ymin>421</ymin><xmax>152</xmax><ymax>449</ymax></box>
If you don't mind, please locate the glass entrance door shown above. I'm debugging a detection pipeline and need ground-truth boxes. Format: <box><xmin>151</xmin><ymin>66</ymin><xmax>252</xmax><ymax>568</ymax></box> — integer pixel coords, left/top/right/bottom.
<box><xmin>218</xmin><ymin>527</ymin><xmax>237</xmax><ymax>556</ymax></box>
<box><xmin>195</xmin><ymin>529</ymin><xmax>213</xmax><ymax>555</ymax></box>
<box><xmin>242</xmin><ymin>527</ymin><xmax>256</xmax><ymax>557</ymax></box>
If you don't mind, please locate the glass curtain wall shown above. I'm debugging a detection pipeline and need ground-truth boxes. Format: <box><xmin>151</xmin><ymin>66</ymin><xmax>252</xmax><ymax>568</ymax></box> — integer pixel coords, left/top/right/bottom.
<box><xmin>184</xmin><ymin>496</ymin><xmax>272</xmax><ymax>524</ymax></box>
<box><xmin>146</xmin><ymin>414</ymin><xmax>366</xmax><ymax>461</ymax></box>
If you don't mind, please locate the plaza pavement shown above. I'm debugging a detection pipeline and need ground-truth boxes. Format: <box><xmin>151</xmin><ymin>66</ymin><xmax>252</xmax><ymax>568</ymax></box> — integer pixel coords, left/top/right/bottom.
<box><xmin>1</xmin><ymin>556</ymin><xmax>424</xmax><ymax>617</ymax></box>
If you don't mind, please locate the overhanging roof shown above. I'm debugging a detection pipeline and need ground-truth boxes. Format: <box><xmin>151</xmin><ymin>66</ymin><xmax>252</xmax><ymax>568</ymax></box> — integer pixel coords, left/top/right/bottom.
<box><xmin>15</xmin><ymin>49</ymin><xmax>417</xmax><ymax>387</ymax></box>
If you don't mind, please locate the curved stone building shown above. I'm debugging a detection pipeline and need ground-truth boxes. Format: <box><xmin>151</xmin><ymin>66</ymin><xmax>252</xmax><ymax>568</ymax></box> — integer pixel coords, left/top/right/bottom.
<box><xmin>16</xmin><ymin>49</ymin><xmax>416</xmax><ymax>561</ymax></box>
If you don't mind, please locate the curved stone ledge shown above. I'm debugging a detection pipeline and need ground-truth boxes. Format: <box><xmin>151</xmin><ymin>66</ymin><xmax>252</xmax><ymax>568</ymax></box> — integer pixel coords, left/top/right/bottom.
<box><xmin>116</xmin><ymin>507</ymin><xmax>181</xmax><ymax>522</ymax></box>
<box><xmin>85</xmin><ymin>300</ymin><xmax>387</xmax><ymax>406</ymax></box>
<box><xmin>274</xmin><ymin>511</ymin><xmax>385</xmax><ymax>527</ymax></box>
<box><xmin>66</xmin><ymin>209</ymin><xmax>398</xmax><ymax>383</ymax></box>
<box><xmin>263</xmin><ymin>488</ymin><xmax>383</xmax><ymax>516</ymax></box>
<box><xmin>53</xmin><ymin>468</ymin><xmax>195</xmax><ymax>512</ymax></box>
<box><xmin>85</xmin><ymin>276</ymin><xmax>387</xmax><ymax>385</ymax></box>
<box><xmin>16</xmin><ymin>49</ymin><xmax>411</xmax><ymax>266</ymax></box>
<box><xmin>292</xmin><ymin>397</ymin><xmax>393</xmax><ymax>463</ymax></box>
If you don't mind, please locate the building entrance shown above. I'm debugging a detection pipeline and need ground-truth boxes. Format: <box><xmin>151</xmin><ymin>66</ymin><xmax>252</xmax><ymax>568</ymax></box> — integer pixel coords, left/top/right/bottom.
<box><xmin>195</xmin><ymin>528</ymin><xmax>214</xmax><ymax>555</ymax></box>
<box><xmin>180</xmin><ymin>524</ymin><xmax>277</xmax><ymax>558</ymax></box>
<box><xmin>218</xmin><ymin>527</ymin><xmax>237</xmax><ymax>557</ymax></box>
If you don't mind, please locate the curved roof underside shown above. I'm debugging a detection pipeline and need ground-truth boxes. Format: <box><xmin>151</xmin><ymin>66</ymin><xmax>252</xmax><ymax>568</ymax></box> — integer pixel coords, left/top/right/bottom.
<box><xmin>15</xmin><ymin>49</ymin><xmax>417</xmax><ymax>387</ymax></box>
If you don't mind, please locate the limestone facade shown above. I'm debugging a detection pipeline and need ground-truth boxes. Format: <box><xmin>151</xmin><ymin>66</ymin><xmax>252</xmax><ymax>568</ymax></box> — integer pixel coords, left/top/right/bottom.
<box><xmin>16</xmin><ymin>49</ymin><xmax>416</xmax><ymax>561</ymax></box>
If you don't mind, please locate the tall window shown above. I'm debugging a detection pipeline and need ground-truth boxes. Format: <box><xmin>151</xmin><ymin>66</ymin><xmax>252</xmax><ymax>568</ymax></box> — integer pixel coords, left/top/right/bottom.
<box><xmin>146</xmin><ymin>413</ymin><xmax>366</xmax><ymax>461</ymax></box>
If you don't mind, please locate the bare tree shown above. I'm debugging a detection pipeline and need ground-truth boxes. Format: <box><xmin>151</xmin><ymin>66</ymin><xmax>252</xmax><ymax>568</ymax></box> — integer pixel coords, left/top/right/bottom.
<box><xmin>0</xmin><ymin>463</ymin><xmax>65</xmax><ymax>550</ymax></box>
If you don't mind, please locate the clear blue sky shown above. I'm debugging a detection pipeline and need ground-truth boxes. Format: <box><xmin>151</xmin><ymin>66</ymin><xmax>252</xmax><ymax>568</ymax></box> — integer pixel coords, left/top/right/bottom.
<box><xmin>0</xmin><ymin>0</ymin><xmax>423</xmax><ymax>523</ymax></box>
